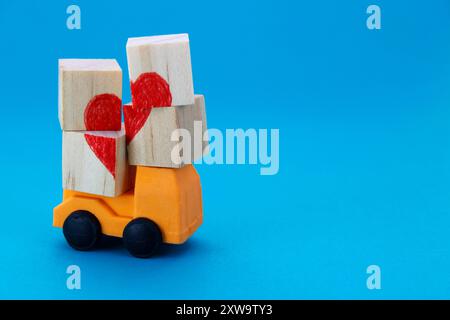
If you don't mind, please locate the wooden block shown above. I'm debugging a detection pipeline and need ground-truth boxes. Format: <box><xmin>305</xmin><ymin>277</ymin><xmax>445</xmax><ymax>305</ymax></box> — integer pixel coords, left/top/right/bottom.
<box><xmin>124</xmin><ymin>94</ymin><xmax>208</xmax><ymax>167</ymax></box>
<box><xmin>58</xmin><ymin>59</ymin><xmax>122</xmax><ymax>131</ymax></box>
<box><xmin>195</xmin><ymin>94</ymin><xmax>209</xmax><ymax>153</ymax></box>
<box><xmin>126</xmin><ymin>34</ymin><xmax>194</xmax><ymax>108</ymax></box>
<box><xmin>62</xmin><ymin>126</ymin><xmax>130</xmax><ymax>197</ymax></box>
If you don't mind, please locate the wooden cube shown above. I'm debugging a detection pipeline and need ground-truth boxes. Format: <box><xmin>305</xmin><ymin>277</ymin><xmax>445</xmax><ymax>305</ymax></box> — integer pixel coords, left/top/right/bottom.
<box><xmin>58</xmin><ymin>59</ymin><xmax>122</xmax><ymax>131</ymax></box>
<box><xmin>62</xmin><ymin>126</ymin><xmax>130</xmax><ymax>197</ymax></box>
<box><xmin>126</xmin><ymin>34</ymin><xmax>194</xmax><ymax>108</ymax></box>
<box><xmin>124</xmin><ymin>94</ymin><xmax>208</xmax><ymax>168</ymax></box>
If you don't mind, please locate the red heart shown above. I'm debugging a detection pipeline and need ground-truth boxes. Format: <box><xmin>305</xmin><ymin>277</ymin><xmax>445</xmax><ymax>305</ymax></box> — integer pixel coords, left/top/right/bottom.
<box><xmin>123</xmin><ymin>104</ymin><xmax>152</xmax><ymax>144</ymax></box>
<box><xmin>84</xmin><ymin>93</ymin><xmax>122</xmax><ymax>130</ymax></box>
<box><xmin>130</xmin><ymin>72</ymin><xmax>172</xmax><ymax>108</ymax></box>
<box><xmin>84</xmin><ymin>134</ymin><xmax>116</xmax><ymax>178</ymax></box>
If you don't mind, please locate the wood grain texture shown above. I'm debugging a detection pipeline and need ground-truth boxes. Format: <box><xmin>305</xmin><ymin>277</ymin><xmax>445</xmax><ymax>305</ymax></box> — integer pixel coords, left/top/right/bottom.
<box><xmin>126</xmin><ymin>34</ymin><xmax>194</xmax><ymax>107</ymax></box>
<box><xmin>58</xmin><ymin>59</ymin><xmax>122</xmax><ymax>131</ymax></box>
<box><xmin>62</xmin><ymin>126</ymin><xmax>130</xmax><ymax>197</ymax></box>
<box><xmin>194</xmin><ymin>94</ymin><xmax>209</xmax><ymax>155</ymax></box>
<box><xmin>126</xmin><ymin>94</ymin><xmax>208</xmax><ymax>167</ymax></box>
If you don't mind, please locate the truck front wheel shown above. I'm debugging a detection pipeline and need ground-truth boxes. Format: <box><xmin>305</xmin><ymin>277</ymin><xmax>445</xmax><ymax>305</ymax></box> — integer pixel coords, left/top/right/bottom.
<box><xmin>123</xmin><ymin>218</ymin><xmax>162</xmax><ymax>258</ymax></box>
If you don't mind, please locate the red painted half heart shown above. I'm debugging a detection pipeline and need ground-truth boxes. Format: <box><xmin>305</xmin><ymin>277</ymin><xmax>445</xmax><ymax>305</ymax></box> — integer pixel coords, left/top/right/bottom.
<box><xmin>130</xmin><ymin>72</ymin><xmax>172</xmax><ymax>108</ymax></box>
<box><xmin>84</xmin><ymin>93</ymin><xmax>122</xmax><ymax>130</ymax></box>
<box><xmin>84</xmin><ymin>134</ymin><xmax>116</xmax><ymax>178</ymax></box>
<box><xmin>123</xmin><ymin>104</ymin><xmax>151</xmax><ymax>144</ymax></box>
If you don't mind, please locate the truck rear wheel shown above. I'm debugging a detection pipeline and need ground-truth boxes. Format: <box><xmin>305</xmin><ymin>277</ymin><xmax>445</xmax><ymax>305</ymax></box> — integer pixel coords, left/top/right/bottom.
<box><xmin>123</xmin><ymin>218</ymin><xmax>162</xmax><ymax>258</ymax></box>
<box><xmin>63</xmin><ymin>210</ymin><xmax>101</xmax><ymax>251</ymax></box>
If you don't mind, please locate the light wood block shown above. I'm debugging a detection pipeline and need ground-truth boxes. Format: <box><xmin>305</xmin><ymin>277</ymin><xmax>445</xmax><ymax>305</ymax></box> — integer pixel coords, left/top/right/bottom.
<box><xmin>58</xmin><ymin>59</ymin><xmax>122</xmax><ymax>131</ymax></box>
<box><xmin>124</xmin><ymin>94</ymin><xmax>208</xmax><ymax>168</ymax></box>
<box><xmin>62</xmin><ymin>126</ymin><xmax>130</xmax><ymax>197</ymax></box>
<box><xmin>126</xmin><ymin>34</ymin><xmax>194</xmax><ymax>108</ymax></box>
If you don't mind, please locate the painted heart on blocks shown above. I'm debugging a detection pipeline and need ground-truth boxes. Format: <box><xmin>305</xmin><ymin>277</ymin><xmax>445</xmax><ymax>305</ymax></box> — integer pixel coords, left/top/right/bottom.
<box><xmin>130</xmin><ymin>72</ymin><xmax>172</xmax><ymax>109</ymax></box>
<box><xmin>123</xmin><ymin>104</ymin><xmax>151</xmax><ymax>144</ymax></box>
<box><xmin>84</xmin><ymin>93</ymin><xmax>122</xmax><ymax>131</ymax></box>
<box><xmin>124</xmin><ymin>72</ymin><xmax>172</xmax><ymax>144</ymax></box>
<box><xmin>84</xmin><ymin>134</ymin><xmax>117</xmax><ymax>178</ymax></box>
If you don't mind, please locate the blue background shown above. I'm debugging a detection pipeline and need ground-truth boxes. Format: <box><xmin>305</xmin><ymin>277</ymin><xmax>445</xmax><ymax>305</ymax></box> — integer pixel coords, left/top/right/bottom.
<box><xmin>0</xmin><ymin>0</ymin><xmax>450</xmax><ymax>299</ymax></box>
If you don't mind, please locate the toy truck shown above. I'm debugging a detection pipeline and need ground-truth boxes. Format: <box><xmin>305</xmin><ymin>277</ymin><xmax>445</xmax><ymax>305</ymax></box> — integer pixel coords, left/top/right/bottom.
<box><xmin>53</xmin><ymin>165</ymin><xmax>203</xmax><ymax>258</ymax></box>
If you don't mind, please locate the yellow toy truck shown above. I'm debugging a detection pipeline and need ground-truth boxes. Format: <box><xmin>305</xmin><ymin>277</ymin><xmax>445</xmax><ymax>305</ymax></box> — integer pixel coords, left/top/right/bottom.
<box><xmin>53</xmin><ymin>165</ymin><xmax>203</xmax><ymax>258</ymax></box>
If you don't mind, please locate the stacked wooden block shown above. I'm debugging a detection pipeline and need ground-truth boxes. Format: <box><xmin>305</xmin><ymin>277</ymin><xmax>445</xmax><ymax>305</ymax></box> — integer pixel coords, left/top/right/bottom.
<box><xmin>59</xmin><ymin>34</ymin><xmax>207</xmax><ymax>197</ymax></box>
<box><xmin>125</xmin><ymin>34</ymin><xmax>208</xmax><ymax>167</ymax></box>
<box><xmin>59</xmin><ymin>59</ymin><xmax>130</xmax><ymax>197</ymax></box>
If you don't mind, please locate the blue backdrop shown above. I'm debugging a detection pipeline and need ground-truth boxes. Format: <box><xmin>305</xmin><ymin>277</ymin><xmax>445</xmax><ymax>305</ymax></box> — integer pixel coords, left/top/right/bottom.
<box><xmin>0</xmin><ymin>0</ymin><xmax>450</xmax><ymax>299</ymax></box>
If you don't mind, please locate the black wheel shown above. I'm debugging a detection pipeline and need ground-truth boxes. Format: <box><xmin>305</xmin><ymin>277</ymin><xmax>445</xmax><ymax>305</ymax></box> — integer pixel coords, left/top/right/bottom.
<box><xmin>123</xmin><ymin>218</ymin><xmax>162</xmax><ymax>258</ymax></box>
<box><xmin>63</xmin><ymin>210</ymin><xmax>101</xmax><ymax>251</ymax></box>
